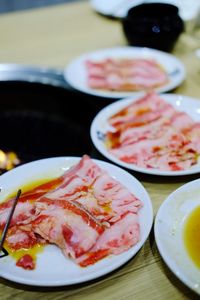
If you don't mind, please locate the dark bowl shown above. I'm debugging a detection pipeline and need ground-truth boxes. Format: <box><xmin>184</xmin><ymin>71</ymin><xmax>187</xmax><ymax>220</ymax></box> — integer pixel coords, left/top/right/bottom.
<box><xmin>122</xmin><ymin>3</ymin><xmax>184</xmax><ymax>52</ymax></box>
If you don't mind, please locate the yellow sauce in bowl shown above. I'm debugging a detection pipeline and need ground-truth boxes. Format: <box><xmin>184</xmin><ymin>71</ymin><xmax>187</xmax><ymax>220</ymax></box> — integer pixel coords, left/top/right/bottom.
<box><xmin>183</xmin><ymin>206</ymin><xmax>200</xmax><ymax>268</ymax></box>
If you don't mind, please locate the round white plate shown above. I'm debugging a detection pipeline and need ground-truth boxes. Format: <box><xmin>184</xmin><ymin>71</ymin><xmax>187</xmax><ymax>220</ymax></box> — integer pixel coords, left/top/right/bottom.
<box><xmin>90</xmin><ymin>93</ymin><xmax>200</xmax><ymax>176</ymax></box>
<box><xmin>90</xmin><ymin>0</ymin><xmax>200</xmax><ymax>21</ymax></box>
<box><xmin>154</xmin><ymin>179</ymin><xmax>200</xmax><ymax>295</ymax></box>
<box><xmin>64</xmin><ymin>47</ymin><xmax>185</xmax><ymax>99</ymax></box>
<box><xmin>0</xmin><ymin>156</ymin><xmax>153</xmax><ymax>286</ymax></box>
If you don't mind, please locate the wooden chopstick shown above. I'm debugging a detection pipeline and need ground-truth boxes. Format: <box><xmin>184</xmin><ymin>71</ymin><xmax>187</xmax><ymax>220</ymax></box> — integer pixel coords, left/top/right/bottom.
<box><xmin>0</xmin><ymin>189</ymin><xmax>21</xmax><ymax>255</ymax></box>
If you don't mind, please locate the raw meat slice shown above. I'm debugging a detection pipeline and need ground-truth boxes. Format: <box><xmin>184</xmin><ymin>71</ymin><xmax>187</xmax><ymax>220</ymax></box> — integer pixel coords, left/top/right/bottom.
<box><xmin>33</xmin><ymin>198</ymin><xmax>104</xmax><ymax>259</ymax></box>
<box><xmin>0</xmin><ymin>155</ymin><xmax>143</xmax><ymax>268</ymax></box>
<box><xmin>76</xmin><ymin>212</ymin><xmax>139</xmax><ymax>267</ymax></box>
<box><xmin>86</xmin><ymin>58</ymin><xmax>168</xmax><ymax>91</ymax></box>
<box><xmin>105</xmin><ymin>92</ymin><xmax>200</xmax><ymax>171</ymax></box>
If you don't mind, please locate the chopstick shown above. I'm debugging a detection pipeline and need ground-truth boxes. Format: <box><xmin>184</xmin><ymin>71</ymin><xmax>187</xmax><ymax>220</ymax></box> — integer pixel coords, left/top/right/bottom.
<box><xmin>0</xmin><ymin>189</ymin><xmax>21</xmax><ymax>257</ymax></box>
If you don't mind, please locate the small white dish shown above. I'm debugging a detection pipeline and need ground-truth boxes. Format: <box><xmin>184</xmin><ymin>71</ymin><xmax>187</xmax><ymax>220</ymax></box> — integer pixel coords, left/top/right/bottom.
<box><xmin>64</xmin><ymin>47</ymin><xmax>185</xmax><ymax>99</ymax></box>
<box><xmin>90</xmin><ymin>93</ymin><xmax>200</xmax><ymax>176</ymax></box>
<box><xmin>90</xmin><ymin>0</ymin><xmax>200</xmax><ymax>21</ymax></box>
<box><xmin>154</xmin><ymin>179</ymin><xmax>200</xmax><ymax>295</ymax></box>
<box><xmin>0</xmin><ymin>156</ymin><xmax>153</xmax><ymax>286</ymax></box>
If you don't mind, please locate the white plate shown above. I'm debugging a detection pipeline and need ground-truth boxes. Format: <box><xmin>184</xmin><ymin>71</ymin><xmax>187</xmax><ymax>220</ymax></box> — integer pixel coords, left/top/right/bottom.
<box><xmin>154</xmin><ymin>179</ymin><xmax>200</xmax><ymax>294</ymax></box>
<box><xmin>0</xmin><ymin>156</ymin><xmax>153</xmax><ymax>286</ymax></box>
<box><xmin>64</xmin><ymin>47</ymin><xmax>185</xmax><ymax>99</ymax></box>
<box><xmin>90</xmin><ymin>0</ymin><xmax>200</xmax><ymax>21</ymax></box>
<box><xmin>90</xmin><ymin>93</ymin><xmax>200</xmax><ymax>176</ymax></box>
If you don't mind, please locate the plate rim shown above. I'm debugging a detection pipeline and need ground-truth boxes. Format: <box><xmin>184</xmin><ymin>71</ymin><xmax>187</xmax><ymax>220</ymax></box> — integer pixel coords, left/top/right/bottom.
<box><xmin>0</xmin><ymin>156</ymin><xmax>153</xmax><ymax>286</ymax></box>
<box><xmin>90</xmin><ymin>93</ymin><xmax>200</xmax><ymax>176</ymax></box>
<box><xmin>90</xmin><ymin>0</ymin><xmax>143</xmax><ymax>18</ymax></box>
<box><xmin>64</xmin><ymin>46</ymin><xmax>186</xmax><ymax>99</ymax></box>
<box><xmin>154</xmin><ymin>178</ymin><xmax>200</xmax><ymax>294</ymax></box>
<box><xmin>90</xmin><ymin>0</ymin><xmax>200</xmax><ymax>21</ymax></box>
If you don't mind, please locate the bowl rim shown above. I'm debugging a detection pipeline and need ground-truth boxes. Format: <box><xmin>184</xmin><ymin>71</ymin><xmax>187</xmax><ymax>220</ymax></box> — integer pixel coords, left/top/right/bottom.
<box><xmin>126</xmin><ymin>2</ymin><xmax>179</xmax><ymax>19</ymax></box>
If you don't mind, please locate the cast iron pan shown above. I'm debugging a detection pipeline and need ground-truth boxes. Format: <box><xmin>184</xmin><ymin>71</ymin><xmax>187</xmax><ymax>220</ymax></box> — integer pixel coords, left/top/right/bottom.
<box><xmin>0</xmin><ymin>65</ymin><xmax>110</xmax><ymax>164</ymax></box>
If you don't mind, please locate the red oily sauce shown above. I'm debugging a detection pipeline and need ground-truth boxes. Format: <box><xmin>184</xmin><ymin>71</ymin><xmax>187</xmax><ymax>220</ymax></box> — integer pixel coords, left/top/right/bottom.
<box><xmin>2</xmin><ymin>176</ymin><xmax>63</xmax><ymax>270</ymax></box>
<box><xmin>79</xmin><ymin>249</ymin><xmax>109</xmax><ymax>267</ymax></box>
<box><xmin>16</xmin><ymin>254</ymin><xmax>35</xmax><ymax>270</ymax></box>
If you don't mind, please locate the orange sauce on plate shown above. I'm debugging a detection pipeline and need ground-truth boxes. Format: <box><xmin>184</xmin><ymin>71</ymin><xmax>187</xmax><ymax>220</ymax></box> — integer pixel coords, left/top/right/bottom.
<box><xmin>5</xmin><ymin>243</ymin><xmax>44</xmax><ymax>265</ymax></box>
<box><xmin>1</xmin><ymin>176</ymin><xmax>62</xmax><ymax>269</ymax></box>
<box><xmin>183</xmin><ymin>205</ymin><xmax>200</xmax><ymax>268</ymax></box>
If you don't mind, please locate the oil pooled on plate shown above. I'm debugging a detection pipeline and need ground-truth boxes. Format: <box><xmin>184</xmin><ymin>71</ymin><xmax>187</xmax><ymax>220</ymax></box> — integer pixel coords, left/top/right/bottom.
<box><xmin>183</xmin><ymin>205</ymin><xmax>200</xmax><ymax>269</ymax></box>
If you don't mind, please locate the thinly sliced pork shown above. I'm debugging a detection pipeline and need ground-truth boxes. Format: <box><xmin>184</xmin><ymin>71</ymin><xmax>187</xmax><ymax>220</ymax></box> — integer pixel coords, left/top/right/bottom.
<box><xmin>86</xmin><ymin>58</ymin><xmax>168</xmax><ymax>92</ymax></box>
<box><xmin>0</xmin><ymin>155</ymin><xmax>142</xmax><ymax>267</ymax></box>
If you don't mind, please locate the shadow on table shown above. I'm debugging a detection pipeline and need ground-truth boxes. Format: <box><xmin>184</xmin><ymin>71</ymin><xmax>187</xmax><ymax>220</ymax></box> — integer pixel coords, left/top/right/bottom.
<box><xmin>153</xmin><ymin>249</ymin><xmax>200</xmax><ymax>299</ymax></box>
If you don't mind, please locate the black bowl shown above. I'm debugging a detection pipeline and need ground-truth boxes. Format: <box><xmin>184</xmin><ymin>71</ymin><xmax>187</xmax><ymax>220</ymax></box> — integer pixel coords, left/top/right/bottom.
<box><xmin>122</xmin><ymin>3</ymin><xmax>184</xmax><ymax>52</ymax></box>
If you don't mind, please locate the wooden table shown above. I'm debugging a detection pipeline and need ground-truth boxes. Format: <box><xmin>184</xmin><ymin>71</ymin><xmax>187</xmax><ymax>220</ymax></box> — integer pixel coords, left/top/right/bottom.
<box><xmin>0</xmin><ymin>1</ymin><xmax>200</xmax><ymax>299</ymax></box>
